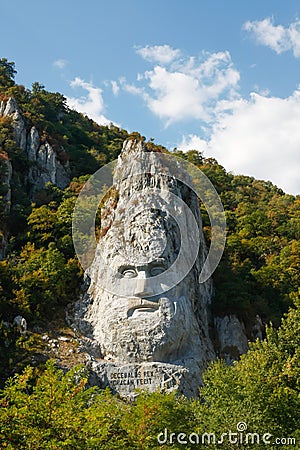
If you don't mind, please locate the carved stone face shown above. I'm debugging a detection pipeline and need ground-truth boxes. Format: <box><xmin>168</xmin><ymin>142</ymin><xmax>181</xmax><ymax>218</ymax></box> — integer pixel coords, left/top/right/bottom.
<box><xmin>75</xmin><ymin>142</ymin><xmax>216</xmax><ymax>396</ymax></box>
<box><xmin>86</xmin><ymin>210</ymin><xmax>204</xmax><ymax>364</ymax></box>
<box><xmin>80</xmin><ymin>146</ymin><xmax>210</xmax><ymax>365</ymax></box>
<box><xmin>89</xmin><ymin>262</ymin><xmax>202</xmax><ymax>364</ymax></box>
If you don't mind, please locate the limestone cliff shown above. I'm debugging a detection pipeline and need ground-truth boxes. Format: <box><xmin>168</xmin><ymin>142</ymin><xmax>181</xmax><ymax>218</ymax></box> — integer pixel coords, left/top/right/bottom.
<box><xmin>0</xmin><ymin>97</ymin><xmax>70</xmax><ymax>195</ymax></box>
<box><xmin>0</xmin><ymin>97</ymin><xmax>70</xmax><ymax>258</ymax></box>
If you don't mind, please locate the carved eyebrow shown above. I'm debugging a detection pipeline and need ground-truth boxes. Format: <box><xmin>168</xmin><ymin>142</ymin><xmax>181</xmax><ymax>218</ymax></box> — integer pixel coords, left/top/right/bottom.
<box><xmin>118</xmin><ymin>260</ymin><xmax>167</xmax><ymax>273</ymax></box>
<box><xmin>150</xmin><ymin>259</ymin><xmax>167</xmax><ymax>267</ymax></box>
<box><xmin>118</xmin><ymin>265</ymin><xmax>136</xmax><ymax>273</ymax></box>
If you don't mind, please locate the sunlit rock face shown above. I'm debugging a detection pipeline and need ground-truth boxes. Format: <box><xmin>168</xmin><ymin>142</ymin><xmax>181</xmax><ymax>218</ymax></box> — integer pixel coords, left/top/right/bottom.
<box><xmin>75</xmin><ymin>140</ymin><xmax>215</xmax><ymax>396</ymax></box>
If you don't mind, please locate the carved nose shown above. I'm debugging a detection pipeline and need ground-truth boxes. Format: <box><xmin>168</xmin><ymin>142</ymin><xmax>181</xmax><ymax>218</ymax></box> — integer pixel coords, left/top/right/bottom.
<box><xmin>134</xmin><ymin>271</ymin><xmax>153</xmax><ymax>297</ymax></box>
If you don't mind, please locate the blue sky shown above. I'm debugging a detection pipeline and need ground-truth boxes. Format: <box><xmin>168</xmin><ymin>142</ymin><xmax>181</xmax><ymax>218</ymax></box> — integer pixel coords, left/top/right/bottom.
<box><xmin>1</xmin><ymin>0</ymin><xmax>300</xmax><ymax>194</ymax></box>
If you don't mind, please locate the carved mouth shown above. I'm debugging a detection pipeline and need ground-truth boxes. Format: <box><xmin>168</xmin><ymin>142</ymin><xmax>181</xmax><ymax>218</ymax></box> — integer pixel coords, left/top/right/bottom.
<box><xmin>127</xmin><ymin>298</ymin><xmax>159</xmax><ymax>318</ymax></box>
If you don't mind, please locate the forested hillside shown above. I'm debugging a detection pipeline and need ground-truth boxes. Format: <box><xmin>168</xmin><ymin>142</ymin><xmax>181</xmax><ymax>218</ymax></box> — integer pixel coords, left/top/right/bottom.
<box><xmin>0</xmin><ymin>59</ymin><xmax>299</xmax><ymax>449</ymax></box>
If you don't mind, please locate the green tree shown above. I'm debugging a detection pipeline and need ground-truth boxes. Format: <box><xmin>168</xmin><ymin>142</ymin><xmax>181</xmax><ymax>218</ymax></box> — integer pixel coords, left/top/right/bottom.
<box><xmin>195</xmin><ymin>298</ymin><xmax>300</xmax><ymax>447</ymax></box>
<box><xmin>27</xmin><ymin>203</ymin><xmax>57</xmax><ymax>245</ymax></box>
<box><xmin>122</xmin><ymin>391</ymin><xmax>196</xmax><ymax>449</ymax></box>
<box><xmin>11</xmin><ymin>242</ymin><xmax>81</xmax><ymax>317</ymax></box>
<box><xmin>0</xmin><ymin>361</ymin><xmax>92</xmax><ymax>449</ymax></box>
<box><xmin>0</xmin><ymin>58</ymin><xmax>16</xmax><ymax>90</ymax></box>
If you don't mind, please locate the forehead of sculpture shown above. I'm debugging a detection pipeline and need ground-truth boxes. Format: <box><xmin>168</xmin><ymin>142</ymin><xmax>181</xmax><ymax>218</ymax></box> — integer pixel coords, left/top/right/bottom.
<box><xmin>100</xmin><ymin>208</ymin><xmax>180</xmax><ymax>267</ymax></box>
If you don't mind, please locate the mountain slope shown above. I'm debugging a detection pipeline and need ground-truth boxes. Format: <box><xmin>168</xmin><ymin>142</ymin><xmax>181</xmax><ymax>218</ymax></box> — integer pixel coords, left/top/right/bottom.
<box><xmin>0</xmin><ymin>59</ymin><xmax>299</xmax><ymax>384</ymax></box>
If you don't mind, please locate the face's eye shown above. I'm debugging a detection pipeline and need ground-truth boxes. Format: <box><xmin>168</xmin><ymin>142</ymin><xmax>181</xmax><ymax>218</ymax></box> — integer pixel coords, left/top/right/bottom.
<box><xmin>150</xmin><ymin>265</ymin><xmax>165</xmax><ymax>276</ymax></box>
<box><xmin>121</xmin><ymin>267</ymin><xmax>137</xmax><ymax>278</ymax></box>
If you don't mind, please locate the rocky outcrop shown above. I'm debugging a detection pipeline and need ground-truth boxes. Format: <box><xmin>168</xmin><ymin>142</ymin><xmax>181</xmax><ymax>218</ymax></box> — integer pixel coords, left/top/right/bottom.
<box><xmin>26</xmin><ymin>126</ymin><xmax>40</xmax><ymax>162</ymax></box>
<box><xmin>29</xmin><ymin>141</ymin><xmax>70</xmax><ymax>190</ymax></box>
<box><xmin>2</xmin><ymin>158</ymin><xmax>12</xmax><ymax>214</ymax></box>
<box><xmin>251</xmin><ymin>314</ymin><xmax>264</xmax><ymax>341</ymax></box>
<box><xmin>0</xmin><ymin>97</ymin><xmax>70</xmax><ymax>193</ymax></box>
<box><xmin>0</xmin><ymin>154</ymin><xmax>12</xmax><ymax>259</ymax></box>
<box><xmin>13</xmin><ymin>315</ymin><xmax>27</xmax><ymax>334</ymax></box>
<box><xmin>0</xmin><ymin>97</ymin><xmax>70</xmax><ymax>260</ymax></box>
<box><xmin>1</xmin><ymin>97</ymin><xmax>27</xmax><ymax>150</ymax></box>
<box><xmin>214</xmin><ymin>315</ymin><xmax>249</xmax><ymax>363</ymax></box>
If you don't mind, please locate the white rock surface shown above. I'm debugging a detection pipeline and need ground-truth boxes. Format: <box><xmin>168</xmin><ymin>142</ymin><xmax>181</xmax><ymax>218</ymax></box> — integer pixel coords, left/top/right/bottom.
<box><xmin>89</xmin><ymin>360</ymin><xmax>201</xmax><ymax>398</ymax></box>
<box><xmin>0</xmin><ymin>98</ymin><xmax>26</xmax><ymax>150</ymax></box>
<box><xmin>0</xmin><ymin>148</ymin><xmax>12</xmax><ymax>259</ymax></box>
<box><xmin>26</xmin><ymin>126</ymin><xmax>40</xmax><ymax>161</ymax></box>
<box><xmin>13</xmin><ymin>315</ymin><xmax>27</xmax><ymax>334</ymax></box>
<box><xmin>251</xmin><ymin>314</ymin><xmax>264</xmax><ymax>340</ymax></box>
<box><xmin>2</xmin><ymin>158</ymin><xmax>12</xmax><ymax>214</ymax></box>
<box><xmin>214</xmin><ymin>315</ymin><xmax>249</xmax><ymax>363</ymax></box>
<box><xmin>2</xmin><ymin>97</ymin><xmax>18</xmax><ymax>116</ymax></box>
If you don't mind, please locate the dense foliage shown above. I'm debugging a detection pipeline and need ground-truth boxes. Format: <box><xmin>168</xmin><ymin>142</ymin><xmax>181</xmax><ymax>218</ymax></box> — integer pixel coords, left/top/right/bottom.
<box><xmin>0</xmin><ymin>301</ymin><xmax>299</xmax><ymax>449</ymax></box>
<box><xmin>0</xmin><ymin>59</ymin><xmax>299</xmax><ymax>448</ymax></box>
<box><xmin>174</xmin><ymin>149</ymin><xmax>299</xmax><ymax>326</ymax></box>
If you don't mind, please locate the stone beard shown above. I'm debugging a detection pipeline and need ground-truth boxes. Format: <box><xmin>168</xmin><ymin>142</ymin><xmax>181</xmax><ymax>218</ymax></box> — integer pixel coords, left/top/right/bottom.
<box><xmin>90</xmin><ymin>289</ymin><xmax>203</xmax><ymax>364</ymax></box>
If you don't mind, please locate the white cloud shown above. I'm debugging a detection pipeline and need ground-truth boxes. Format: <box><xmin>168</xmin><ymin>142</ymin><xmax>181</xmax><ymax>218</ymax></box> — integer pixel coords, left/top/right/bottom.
<box><xmin>111</xmin><ymin>80</ymin><xmax>120</xmax><ymax>96</ymax></box>
<box><xmin>145</xmin><ymin>66</ymin><xmax>207</xmax><ymax>123</ymax></box>
<box><xmin>135</xmin><ymin>45</ymin><xmax>181</xmax><ymax>64</ymax></box>
<box><xmin>53</xmin><ymin>59</ymin><xmax>68</xmax><ymax>69</ymax></box>
<box><xmin>125</xmin><ymin>48</ymin><xmax>240</xmax><ymax>125</ymax></box>
<box><xmin>178</xmin><ymin>89</ymin><xmax>300</xmax><ymax>195</ymax></box>
<box><xmin>119</xmin><ymin>76</ymin><xmax>146</xmax><ymax>98</ymax></box>
<box><xmin>244</xmin><ymin>17</ymin><xmax>300</xmax><ymax>57</ymax></box>
<box><xmin>66</xmin><ymin>77</ymin><xmax>111</xmax><ymax>125</ymax></box>
<box><xmin>178</xmin><ymin>134</ymin><xmax>208</xmax><ymax>152</ymax></box>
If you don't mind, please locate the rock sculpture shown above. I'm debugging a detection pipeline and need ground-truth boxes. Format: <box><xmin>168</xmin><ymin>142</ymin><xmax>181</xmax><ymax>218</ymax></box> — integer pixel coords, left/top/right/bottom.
<box><xmin>75</xmin><ymin>140</ymin><xmax>216</xmax><ymax>397</ymax></box>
